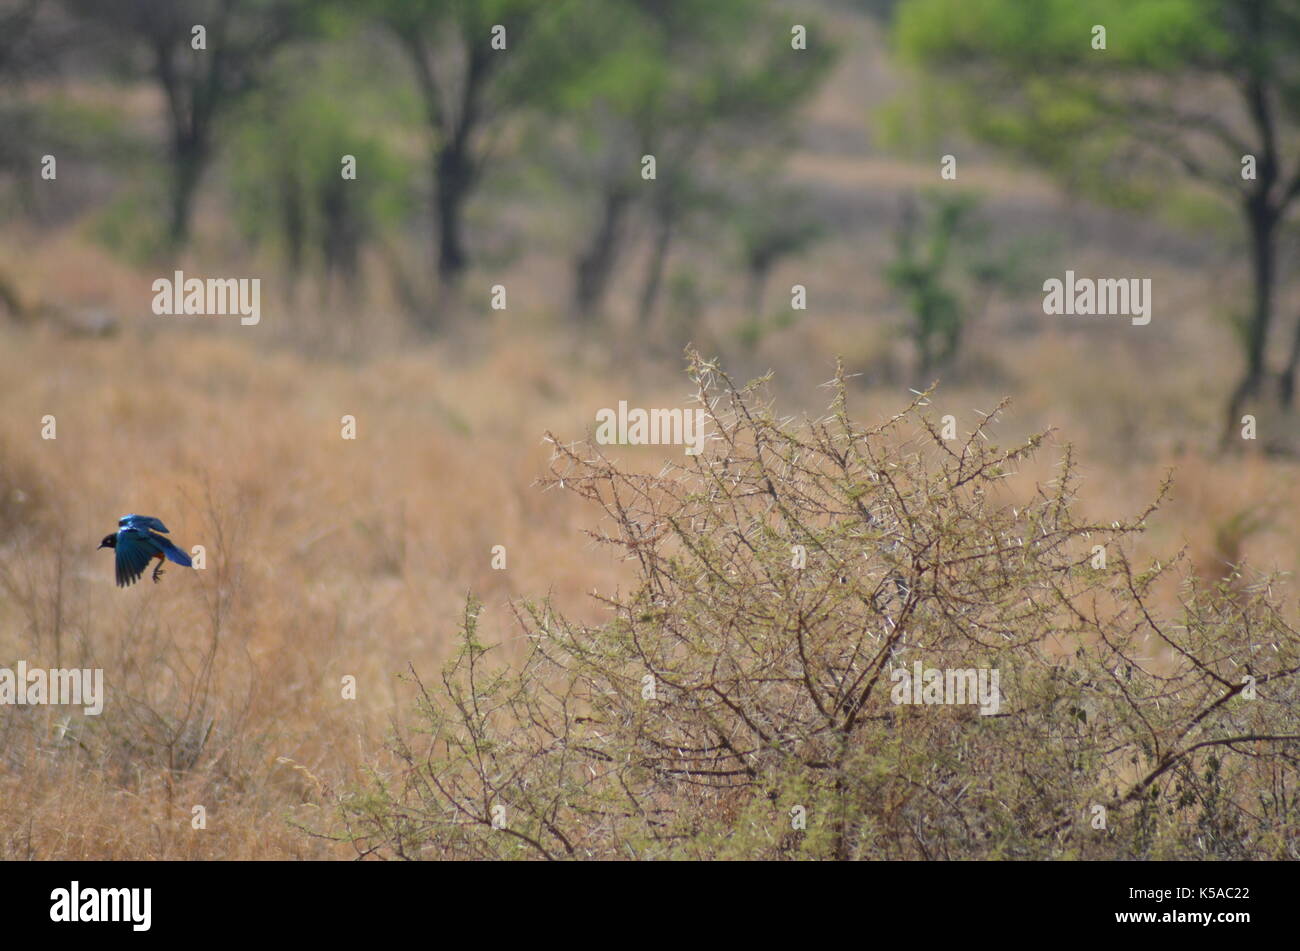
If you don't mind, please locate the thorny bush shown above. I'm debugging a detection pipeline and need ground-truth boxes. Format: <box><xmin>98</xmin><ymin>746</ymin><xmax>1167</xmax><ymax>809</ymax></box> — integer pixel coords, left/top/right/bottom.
<box><xmin>335</xmin><ymin>353</ymin><xmax>1300</xmax><ymax>859</ymax></box>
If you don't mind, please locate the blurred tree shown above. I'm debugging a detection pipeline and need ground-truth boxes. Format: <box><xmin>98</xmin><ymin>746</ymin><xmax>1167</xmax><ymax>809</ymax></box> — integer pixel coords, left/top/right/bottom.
<box><xmin>844</xmin><ymin>0</ymin><xmax>906</xmax><ymax>24</ymax></box>
<box><xmin>63</xmin><ymin>0</ymin><xmax>318</xmax><ymax>248</ymax></box>
<box><xmin>359</xmin><ymin>0</ymin><xmax>596</xmax><ymax>289</ymax></box>
<box><xmin>569</xmin><ymin>137</ymin><xmax>638</xmax><ymax>322</ymax></box>
<box><xmin>734</xmin><ymin>184</ymin><xmax>825</xmax><ymax>320</ymax></box>
<box><xmin>0</xmin><ymin>1</ymin><xmax>42</xmax><ymax>76</ymax></box>
<box><xmin>562</xmin><ymin>0</ymin><xmax>836</xmax><ymax>326</ymax></box>
<box><xmin>0</xmin><ymin>0</ymin><xmax>58</xmax><ymax>186</ymax></box>
<box><xmin>895</xmin><ymin>0</ymin><xmax>1300</xmax><ymax>442</ymax></box>
<box><xmin>0</xmin><ymin>0</ymin><xmax>35</xmax><ymax>226</ymax></box>
<box><xmin>0</xmin><ymin>0</ymin><xmax>50</xmax><ymax>314</ymax></box>
<box><xmin>886</xmin><ymin>190</ymin><xmax>1034</xmax><ymax>379</ymax></box>
<box><xmin>227</xmin><ymin>51</ymin><xmax>411</xmax><ymax>304</ymax></box>
<box><xmin>886</xmin><ymin>192</ymin><xmax>971</xmax><ymax>378</ymax></box>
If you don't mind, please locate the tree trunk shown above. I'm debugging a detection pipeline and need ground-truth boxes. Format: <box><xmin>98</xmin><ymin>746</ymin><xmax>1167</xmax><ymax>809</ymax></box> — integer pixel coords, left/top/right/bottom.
<box><xmin>280</xmin><ymin>170</ymin><xmax>305</xmax><ymax>283</ymax></box>
<box><xmin>638</xmin><ymin>203</ymin><xmax>674</xmax><ymax>328</ymax></box>
<box><xmin>1223</xmin><ymin>195</ymin><xmax>1277</xmax><ymax>442</ymax></box>
<box><xmin>435</xmin><ymin>143</ymin><xmax>472</xmax><ymax>283</ymax></box>
<box><xmin>434</xmin><ymin>41</ymin><xmax>492</xmax><ymax>288</ymax></box>
<box><xmin>746</xmin><ymin>260</ymin><xmax>770</xmax><ymax>319</ymax></box>
<box><xmin>168</xmin><ymin>136</ymin><xmax>207</xmax><ymax>247</ymax></box>
<box><xmin>1278</xmin><ymin>312</ymin><xmax>1300</xmax><ymax>407</ymax></box>
<box><xmin>1223</xmin><ymin>19</ymin><xmax>1284</xmax><ymax>444</ymax></box>
<box><xmin>573</xmin><ymin>184</ymin><xmax>632</xmax><ymax>322</ymax></box>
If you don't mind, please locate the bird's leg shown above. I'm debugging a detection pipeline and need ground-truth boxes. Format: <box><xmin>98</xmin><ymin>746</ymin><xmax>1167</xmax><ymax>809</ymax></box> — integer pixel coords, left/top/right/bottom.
<box><xmin>152</xmin><ymin>558</ymin><xmax>165</xmax><ymax>583</ymax></box>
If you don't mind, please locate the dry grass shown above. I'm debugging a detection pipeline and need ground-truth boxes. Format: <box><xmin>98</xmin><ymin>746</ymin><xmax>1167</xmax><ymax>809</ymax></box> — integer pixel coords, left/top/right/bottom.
<box><xmin>3</xmin><ymin>294</ymin><xmax>1298</xmax><ymax>857</ymax></box>
<box><xmin>0</xmin><ymin>316</ymin><xmax>646</xmax><ymax>858</ymax></box>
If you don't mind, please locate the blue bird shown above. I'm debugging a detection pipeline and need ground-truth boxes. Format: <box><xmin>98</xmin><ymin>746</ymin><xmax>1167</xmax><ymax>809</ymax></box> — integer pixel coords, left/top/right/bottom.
<box><xmin>98</xmin><ymin>514</ymin><xmax>193</xmax><ymax>587</ymax></box>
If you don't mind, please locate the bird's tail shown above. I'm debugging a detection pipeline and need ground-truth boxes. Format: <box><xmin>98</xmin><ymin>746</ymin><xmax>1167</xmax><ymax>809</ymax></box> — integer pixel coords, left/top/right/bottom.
<box><xmin>159</xmin><ymin>538</ymin><xmax>193</xmax><ymax>567</ymax></box>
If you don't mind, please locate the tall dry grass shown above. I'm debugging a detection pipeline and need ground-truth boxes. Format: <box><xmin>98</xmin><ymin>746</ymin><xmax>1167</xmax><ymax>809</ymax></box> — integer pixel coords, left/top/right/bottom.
<box><xmin>2</xmin><ymin>240</ymin><xmax>1300</xmax><ymax>857</ymax></box>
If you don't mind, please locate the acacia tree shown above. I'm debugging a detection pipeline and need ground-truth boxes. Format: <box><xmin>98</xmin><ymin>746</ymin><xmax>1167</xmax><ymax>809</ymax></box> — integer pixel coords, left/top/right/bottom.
<box><xmin>362</xmin><ymin>0</ymin><xmax>596</xmax><ymax>290</ymax></box>
<box><xmin>894</xmin><ymin>0</ymin><xmax>1300</xmax><ymax>442</ymax></box>
<box><xmin>562</xmin><ymin>0</ymin><xmax>834</xmax><ymax>326</ymax></box>
<box><xmin>64</xmin><ymin>0</ymin><xmax>316</xmax><ymax>247</ymax></box>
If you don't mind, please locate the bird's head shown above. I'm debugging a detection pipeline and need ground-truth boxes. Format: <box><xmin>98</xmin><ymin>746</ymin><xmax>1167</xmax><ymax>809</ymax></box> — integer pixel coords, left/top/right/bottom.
<box><xmin>98</xmin><ymin>534</ymin><xmax>117</xmax><ymax>550</ymax></box>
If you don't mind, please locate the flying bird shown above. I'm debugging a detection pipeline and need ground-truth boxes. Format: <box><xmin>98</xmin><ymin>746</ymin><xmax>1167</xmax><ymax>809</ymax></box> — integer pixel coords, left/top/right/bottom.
<box><xmin>98</xmin><ymin>514</ymin><xmax>193</xmax><ymax>587</ymax></box>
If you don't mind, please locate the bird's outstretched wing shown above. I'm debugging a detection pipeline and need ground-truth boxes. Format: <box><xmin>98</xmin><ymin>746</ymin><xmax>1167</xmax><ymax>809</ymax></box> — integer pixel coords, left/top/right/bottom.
<box><xmin>115</xmin><ymin>529</ymin><xmax>161</xmax><ymax>587</ymax></box>
<box><xmin>120</xmin><ymin>514</ymin><xmax>170</xmax><ymax>534</ymax></box>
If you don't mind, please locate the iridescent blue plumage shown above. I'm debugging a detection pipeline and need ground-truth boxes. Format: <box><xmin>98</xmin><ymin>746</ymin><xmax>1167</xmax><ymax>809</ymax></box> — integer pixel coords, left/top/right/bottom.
<box><xmin>100</xmin><ymin>514</ymin><xmax>193</xmax><ymax>587</ymax></box>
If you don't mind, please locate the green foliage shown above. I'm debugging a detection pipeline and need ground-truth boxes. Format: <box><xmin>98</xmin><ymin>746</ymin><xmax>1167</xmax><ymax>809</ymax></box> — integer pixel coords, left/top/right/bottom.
<box><xmin>88</xmin><ymin>191</ymin><xmax>173</xmax><ymax>266</ymax></box>
<box><xmin>1</xmin><ymin>96</ymin><xmax>136</xmax><ymax>223</ymax></box>
<box><xmin>890</xmin><ymin>0</ymin><xmax>1292</xmax><ymax>204</ymax></box>
<box><xmin>886</xmin><ymin>192</ymin><xmax>969</xmax><ymax>375</ymax></box>
<box><xmin>227</xmin><ymin>50</ymin><xmax>412</xmax><ymax>284</ymax></box>
<box><xmin>896</xmin><ymin>0</ymin><xmax>1221</xmax><ymax>70</ymax></box>
<box><xmin>363</xmin><ymin>0</ymin><xmax>603</xmax><ymax>115</ymax></box>
<box><xmin>890</xmin><ymin>0</ymin><xmax>1300</xmax><ymax>423</ymax></box>
<box><xmin>884</xmin><ymin>190</ymin><xmax>1029</xmax><ymax>376</ymax></box>
<box><xmin>64</xmin><ymin>0</ymin><xmax>328</xmax><ymax>246</ymax></box>
<box><xmin>559</xmin><ymin>0</ymin><xmax>837</xmax><ymax>325</ymax></box>
<box><xmin>564</xmin><ymin>0</ymin><xmax>835</xmax><ymax>124</ymax></box>
<box><xmin>731</xmin><ymin>183</ymin><xmax>824</xmax><ymax>347</ymax></box>
<box><xmin>735</xmin><ymin>191</ymin><xmax>826</xmax><ymax>283</ymax></box>
<box><xmin>331</xmin><ymin>355</ymin><xmax>1300</xmax><ymax>859</ymax></box>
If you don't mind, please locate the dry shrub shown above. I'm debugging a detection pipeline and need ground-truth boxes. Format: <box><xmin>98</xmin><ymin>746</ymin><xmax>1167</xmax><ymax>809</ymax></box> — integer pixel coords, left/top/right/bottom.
<box><xmin>334</xmin><ymin>352</ymin><xmax>1300</xmax><ymax>859</ymax></box>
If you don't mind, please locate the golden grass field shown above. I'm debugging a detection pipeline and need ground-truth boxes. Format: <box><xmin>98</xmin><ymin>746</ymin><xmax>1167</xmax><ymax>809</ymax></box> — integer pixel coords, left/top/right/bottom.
<box><xmin>1</xmin><ymin>5</ymin><xmax>1298</xmax><ymax>859</ymax></box>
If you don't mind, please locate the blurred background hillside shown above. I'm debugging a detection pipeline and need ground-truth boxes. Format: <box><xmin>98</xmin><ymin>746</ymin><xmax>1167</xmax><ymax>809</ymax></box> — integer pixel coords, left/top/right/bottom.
<box><xmin>0</xmin><ymin>0</ymin><xmax>1298</xmax><ymax>857</ymax></box>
